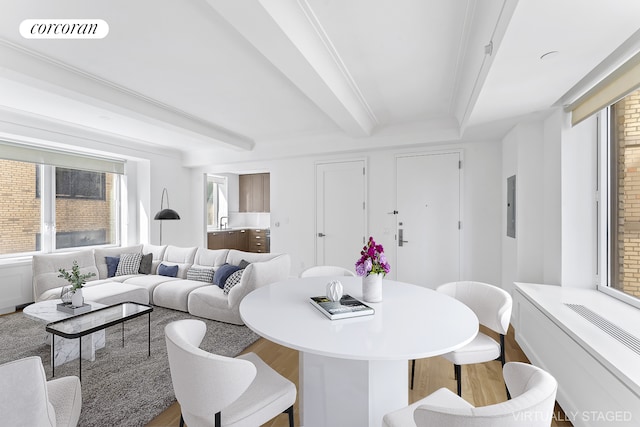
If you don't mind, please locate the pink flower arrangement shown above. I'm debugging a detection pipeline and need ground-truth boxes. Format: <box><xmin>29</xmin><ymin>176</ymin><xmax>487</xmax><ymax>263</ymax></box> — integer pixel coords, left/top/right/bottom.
<box><xmin>355</xmin><ymin>236</ymin><xmax>391</xmax><ymax>277</ymax></box>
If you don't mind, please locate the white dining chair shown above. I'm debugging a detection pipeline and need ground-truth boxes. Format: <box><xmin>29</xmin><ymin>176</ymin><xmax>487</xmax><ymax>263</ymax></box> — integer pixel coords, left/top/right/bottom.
<box><xmin>300</xmin><ymin>265</ymin><xmax>356</xmax><ymax>278</ymax></box>
<box><xmin>385</xmin><ymin>362</ymin><xmax>557</xmax><ymax>426</ymax></box>
<box><xmin>165</xmin><ymin>319</ymin><xmax>296</xmax><ymax>427</ymax></box>
<box><xmin>411</xmin><ymin>281</ymin><xmax>512</xmax><ymax>397</ymax></box>
<box><xmin>0</xmin><ymin>356</ymin><xmax>82</xmax><ymax>427</ymax></box>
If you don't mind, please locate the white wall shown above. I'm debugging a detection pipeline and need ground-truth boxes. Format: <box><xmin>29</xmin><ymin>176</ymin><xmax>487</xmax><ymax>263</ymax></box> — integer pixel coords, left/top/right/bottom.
<box><xmin>191</xmin><ymin>140</ymin><xmax>503</xmax><ymax>282</ymax></box>
<box><xmin>501</xmin><ymin>116</ymin><xmax>559</xmax><ymax>293</ymax></box>
<box><xmin>501</xmin><ymin>109</ymin><xmax>599</xmax><ymax>292</ymax></box>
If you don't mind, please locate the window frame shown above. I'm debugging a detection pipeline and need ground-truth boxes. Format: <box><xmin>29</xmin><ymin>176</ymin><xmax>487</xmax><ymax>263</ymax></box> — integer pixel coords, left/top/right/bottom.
<box><xmin>598</xmin><ymin>104</ymin><xmax>640</xmax><ymax>310</ymax></box>
<box><xmin>0</xmin><ymin>159</ymin><xmax>122</xmax><ymax>259</ymax></box>
<box><xmin>206</xmin><ymin>174</ymin><xmax>228</xmax><ymax>231</ymax></box>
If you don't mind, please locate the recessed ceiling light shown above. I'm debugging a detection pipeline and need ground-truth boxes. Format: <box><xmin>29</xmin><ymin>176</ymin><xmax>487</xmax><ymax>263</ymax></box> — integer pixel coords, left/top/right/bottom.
<box><xmin>540</xmin><ymin>51</ymin><xmax>559</xmax><ymax>60</ymax></box>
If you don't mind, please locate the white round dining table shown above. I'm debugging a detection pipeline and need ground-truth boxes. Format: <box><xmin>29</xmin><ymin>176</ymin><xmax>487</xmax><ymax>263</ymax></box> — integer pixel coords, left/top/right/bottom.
<box><xmin>240</xmin><ymin>276</ymin><xmax>478</xmax><ymax>427</ymax></box>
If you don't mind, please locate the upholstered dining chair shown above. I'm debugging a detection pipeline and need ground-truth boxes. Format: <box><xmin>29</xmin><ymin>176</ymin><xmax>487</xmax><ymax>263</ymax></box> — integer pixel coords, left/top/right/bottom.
<box><xmin>0</xmin><ymin>356</ymin><xmax>82</xmax><ymax>427</ymax></box>
<box><xmin>165</xmin><ymin>319</ymin><xmax>297</xmax><ymax>427</ymax></box>
<box><xmin>300</xmin><ymin>265</ymin><xmax>356</xmax><ymax>278</ymax></box>
<box><xmin>384</xmin><ymin>362</ymin><xmax>557</xmax><ymax>427</ymax></box>
<box><xmin>411</xmin><ymin>281</ymin><xmax>513</xmax><ymax>397</ymax></box>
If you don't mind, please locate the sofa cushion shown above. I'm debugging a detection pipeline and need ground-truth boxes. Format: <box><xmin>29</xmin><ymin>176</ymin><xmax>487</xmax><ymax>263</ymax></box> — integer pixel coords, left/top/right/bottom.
<box><xmin>122</xmin><ymin>275</ymin><xmax>180</xmax><ymax>305</ymax></box>
<box><xmin>223</xmin><ymin>269</ymin><xmax>244</xmax><ymax>295</ymax></box>
<box><xmin>153</xmin><ymin>279</ymin><xmax>207</xmax><ymax>312</ymax></box>
<box><xmin>158</xmin><ymin>263</ymin><xmax>179</xmax><ymax>277</ymax></box>
<box><xmin>162</xmin><ymin>246</ymin><xmax>198</xmax><ymax>279</ymax></box>
<box><xmin>213</xmin><ymin>264</ymin><xmax>240</xmax><ymax>288</ymax></box>
<box><xmin>226</xmin><ymin>249</ymin><xmax>280</xmax><ymax>265</ymax></box>
<box><xmin>142</xmin><ymin>244</ymin><xmax>167</xmax><ymax>274</ymax></box>
<box><xmin>138</xmin><ymin>253</ymin><xmax>153</xmax><ymax>274</ymax></box>
<box><xmin>192</xmin><ymin>248</ymin><xmax>229</xmax><ymax>269</ymax></box>
<box><xmin>37</xmin><ymin>278</ymin><xmax>114</xmax><ymax>302</ymax></box>
<box><xmin>188</xmin><ymin>286</ymin><xmax>244</xmax><ymax>325</ymax></box>
<box><xmin>105</xmin><ymin>256</ymin><xmax>120</xmax><ymax>278</ymax></box>
<box><xmin>94</xmin><ymin>245</ymin><xmax>143</xmax><ymax>279</ymax></box>
<box><xmin>116</xmin><ymin>253</ymin><xmax>143</xmax><ymax>276</ymax></box>
<box><xmin>186</xmin><ymin>267</ymin><xmax>215</xmax><ymax>283</ymax></box>
<box><xmin>81</xmin><ymin>282</ymin><xmax>149</xmax><ymax>306</ymax></box>
<box><xmin>32</xmin><ymin>250</ymin><xmax>100</xmax><ymax>302</ymax></box>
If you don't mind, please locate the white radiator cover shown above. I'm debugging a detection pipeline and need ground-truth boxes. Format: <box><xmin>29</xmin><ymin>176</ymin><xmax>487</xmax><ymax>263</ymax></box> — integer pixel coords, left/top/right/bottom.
<box><xmin>0</xmin><ymin>261</ymin><xmax>33</xmax><ymax>314</ymax></box>
<box><xmin>514</xmin><ymin>283</ymin><xmax>640</xmax><ymax>427</ymax></box>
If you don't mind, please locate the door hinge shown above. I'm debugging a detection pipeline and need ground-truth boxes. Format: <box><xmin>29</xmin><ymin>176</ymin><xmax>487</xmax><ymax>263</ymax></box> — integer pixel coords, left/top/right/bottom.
<box><xmin>458</xmin><ymin>221</ymin><xmax>462</xmax><ymax>230</ymax></box>
<box><xmin>363</xmin><ymin>201</ymin><xmax>365</xmax><ymax>210</ymax></box>
<box><xmin>363</xmin><ymin>167</ymin><xmax>365</xmax><ymax>175</ymax></box>
<box><xmin>458</xmin><ymin>160</ymin><xmax>462</xmax><ymax>169</ymax></box>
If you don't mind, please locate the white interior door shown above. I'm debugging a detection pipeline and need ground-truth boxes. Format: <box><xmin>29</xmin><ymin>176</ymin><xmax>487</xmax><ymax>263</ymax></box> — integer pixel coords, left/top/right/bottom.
<box><xmin>396</xmin><ymin>152</ymin><xmax>461</xmax><ymax>288</ymax></box>
<box><xmin>316</xmin><ymin>160</ymin><xmax>366</xmax><ymax>270</ymax></box>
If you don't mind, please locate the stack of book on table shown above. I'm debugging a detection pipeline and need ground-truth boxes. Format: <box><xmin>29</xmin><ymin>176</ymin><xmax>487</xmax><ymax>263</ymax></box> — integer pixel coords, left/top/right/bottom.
<box><xmin>309</xmin><ymin>294</ymin><xmax>374</xmax><ymax>320</ymax></box>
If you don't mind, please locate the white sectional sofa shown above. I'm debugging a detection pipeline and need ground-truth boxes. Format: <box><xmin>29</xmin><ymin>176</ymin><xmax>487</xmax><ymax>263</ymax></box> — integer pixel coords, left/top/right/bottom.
<box><xmin>31</xmin><ymin>244</ymin><xmax>291</xmax><ymax>325</ymax></box>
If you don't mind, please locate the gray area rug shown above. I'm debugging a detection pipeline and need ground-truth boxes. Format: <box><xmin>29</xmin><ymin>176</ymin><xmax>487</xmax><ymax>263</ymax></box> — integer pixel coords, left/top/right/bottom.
<box><xmin>0</xmin><ymin>306</ymin><xmax>260</xmax><ymax>427</ymax></box>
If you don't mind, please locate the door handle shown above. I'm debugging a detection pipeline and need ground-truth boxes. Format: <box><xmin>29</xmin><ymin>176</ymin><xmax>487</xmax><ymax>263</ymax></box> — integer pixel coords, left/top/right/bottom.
<box><xmin>398</xmin><ymin>229</ymin><xmax>408</xmax><ymax>247</ymax></box>
<box><xmin>318</xmin><ymin>233</ymin><xmax>326</xmax><ymax>237</ymax></box>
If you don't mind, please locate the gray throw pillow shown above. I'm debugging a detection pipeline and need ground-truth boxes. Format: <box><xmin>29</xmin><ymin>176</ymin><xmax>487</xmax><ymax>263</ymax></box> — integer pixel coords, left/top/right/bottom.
<box><xmin>138</xmin><ymin>253</ymin><xmax>153</xmax><ymax>275</ymax></box>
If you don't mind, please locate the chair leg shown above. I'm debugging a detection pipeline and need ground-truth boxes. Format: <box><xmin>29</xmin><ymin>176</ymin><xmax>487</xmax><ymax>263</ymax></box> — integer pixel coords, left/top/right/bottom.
<box><xmin>179</xmin><ymin>414</ymin><xmax>184</xmax><ymax>427</ymax></box>
<box><xmin>454</xmin><ymin>364</ymin><xmax>462</xmax><ymax>396</ymax></box>
<box><xmin>284</xmin><ymin>405</ymin><xmax>294</xmax><ymax>427</ymax></box>
<box><xmin>498</xmin><ymin>334</ymin><xmax>511</xmax><ymax>400</ymax></box>
<box><xmin>410</xmin><ymin>359</ymin><xmax>416</xmax><ymax>389</ymax></box>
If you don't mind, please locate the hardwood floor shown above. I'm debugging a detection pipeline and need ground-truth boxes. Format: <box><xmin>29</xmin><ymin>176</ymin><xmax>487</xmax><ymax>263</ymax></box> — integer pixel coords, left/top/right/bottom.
<box><xmin>148</xmin><ymin>327</ymin><xmax>572</xmax><ymax>426</ymax></box>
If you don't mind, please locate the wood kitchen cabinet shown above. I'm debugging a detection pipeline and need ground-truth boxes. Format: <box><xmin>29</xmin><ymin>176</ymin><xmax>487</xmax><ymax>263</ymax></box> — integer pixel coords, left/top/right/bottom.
<box><xmin>249</xmin><ymin>229</ymin><xmax>270</xmax><ymax>253</ymax></box>
<box><xmin>207</xmin><ymin>229</ymin><xmax>249</xmax><ymax>250</ymax></box>
<box><xmin>209</xmin><ymin>229</ymin><xmax>269</xmax><ymax>252</ymax></box>
<box><xmin>239</xmin><ymin>173</ymin><xmax>270</xmax><ymax>212</ymax></box>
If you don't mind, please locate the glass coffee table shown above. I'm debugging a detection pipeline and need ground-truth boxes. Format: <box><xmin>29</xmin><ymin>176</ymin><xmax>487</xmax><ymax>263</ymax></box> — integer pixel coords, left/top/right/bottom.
<box><xmin>45</xmin><ymin>301</ymin><xmax>153</xmax><ymax>381</ymax></box>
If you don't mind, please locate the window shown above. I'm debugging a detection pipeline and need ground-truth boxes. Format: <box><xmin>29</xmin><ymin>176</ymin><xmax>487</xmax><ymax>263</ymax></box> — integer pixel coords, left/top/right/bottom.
<box><xmin>0</xmin><ymin>144</ymin><xmax>123</xmax><ymax>257</ymax></box>
<box><xmin>603</xmin><ymin>88</ymin><xmax>640</xmax><ymax>301</ymax></box>
<box><xmin>36</xmin><ymin>167</ymin><xmax>106</xmax><ymax>199</ymax></box>
<box><xmin>207</xmin><ymin>175</ymin><xmax>228</xmax><ymax>229</ymax></box>
<box><xmin>0</xmin><ymin>159</ymin><xmax>41</xmax><ymax>255</ymax></box>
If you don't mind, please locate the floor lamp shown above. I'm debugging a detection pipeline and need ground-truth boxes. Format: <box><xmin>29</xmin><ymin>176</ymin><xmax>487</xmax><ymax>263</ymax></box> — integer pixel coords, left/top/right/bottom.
<box><xmin>154</xmin><ymin>187</ymin><xmax>180</xmax><ymax>245</ymax></box>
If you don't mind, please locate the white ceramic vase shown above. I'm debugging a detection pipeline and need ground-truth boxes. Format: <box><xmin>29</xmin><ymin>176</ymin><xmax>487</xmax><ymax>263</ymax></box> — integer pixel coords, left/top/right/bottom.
<box><xmin>326</xmin><ymin>280</ymin><xmax>343</xmax><ymax>302</ymax></box>
<box><xmin>362</xmin><ymin>273</ymin><xmax>383</xmax><ymax>302</ymax></box>
<box><xmin>71</xmin><ymin>288</ymin><xmax>84</xmax><ymax>307</ymax></box>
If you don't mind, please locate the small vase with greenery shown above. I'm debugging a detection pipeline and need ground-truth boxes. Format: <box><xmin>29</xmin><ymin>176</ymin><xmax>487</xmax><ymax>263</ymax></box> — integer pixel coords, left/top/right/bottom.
<box><xmin>58</xmin><ymin>261</ymin><xmax>95</xmax><ymax>306</ymax></box>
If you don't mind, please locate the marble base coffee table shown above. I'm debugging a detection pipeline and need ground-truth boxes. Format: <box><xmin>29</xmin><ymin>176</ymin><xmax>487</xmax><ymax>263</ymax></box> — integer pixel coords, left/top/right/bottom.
<box><xmin>24</xmin><ymin>299</ymin><xmax>107</xmax><ymax>367</ymax></box>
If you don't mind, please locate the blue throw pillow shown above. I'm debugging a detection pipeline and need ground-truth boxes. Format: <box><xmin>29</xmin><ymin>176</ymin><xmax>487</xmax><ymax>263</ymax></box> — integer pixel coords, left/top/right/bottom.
<box><xmin>158</xmin><ymin>263</ymin><xmax>179</xmax><ymax>277</ymax></box>
<box><xmin>105</xmin><ymin>256</ymin><xmax>120</xmax><ymax>278</ymax></box>
<box><xmin>213</xmin><ymin>263</ymin><xmax>240</xmax><ymax>288</ymax></box>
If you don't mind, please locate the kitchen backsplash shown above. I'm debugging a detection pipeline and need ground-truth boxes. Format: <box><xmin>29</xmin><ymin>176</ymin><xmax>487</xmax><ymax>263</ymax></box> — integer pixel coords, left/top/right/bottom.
<box><xmin>228</xmin><ymin>212</ymin><xmax>270</xmax><ymax>228</ymax></box>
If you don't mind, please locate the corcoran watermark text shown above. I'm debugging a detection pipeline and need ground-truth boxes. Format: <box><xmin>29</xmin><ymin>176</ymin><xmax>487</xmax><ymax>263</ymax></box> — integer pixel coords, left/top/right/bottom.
<box><xmin>20</xmin><ymin>19</ymin><xmax>109</xmax><ymax>39</ymax></box>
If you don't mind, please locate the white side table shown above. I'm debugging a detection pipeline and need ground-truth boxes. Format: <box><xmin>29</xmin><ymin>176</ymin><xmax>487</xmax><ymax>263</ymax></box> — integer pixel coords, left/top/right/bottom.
<box><xmin>24</xmin><ymin>299</ymin><xmax>107</xmax><ymax>367</ymax></box>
